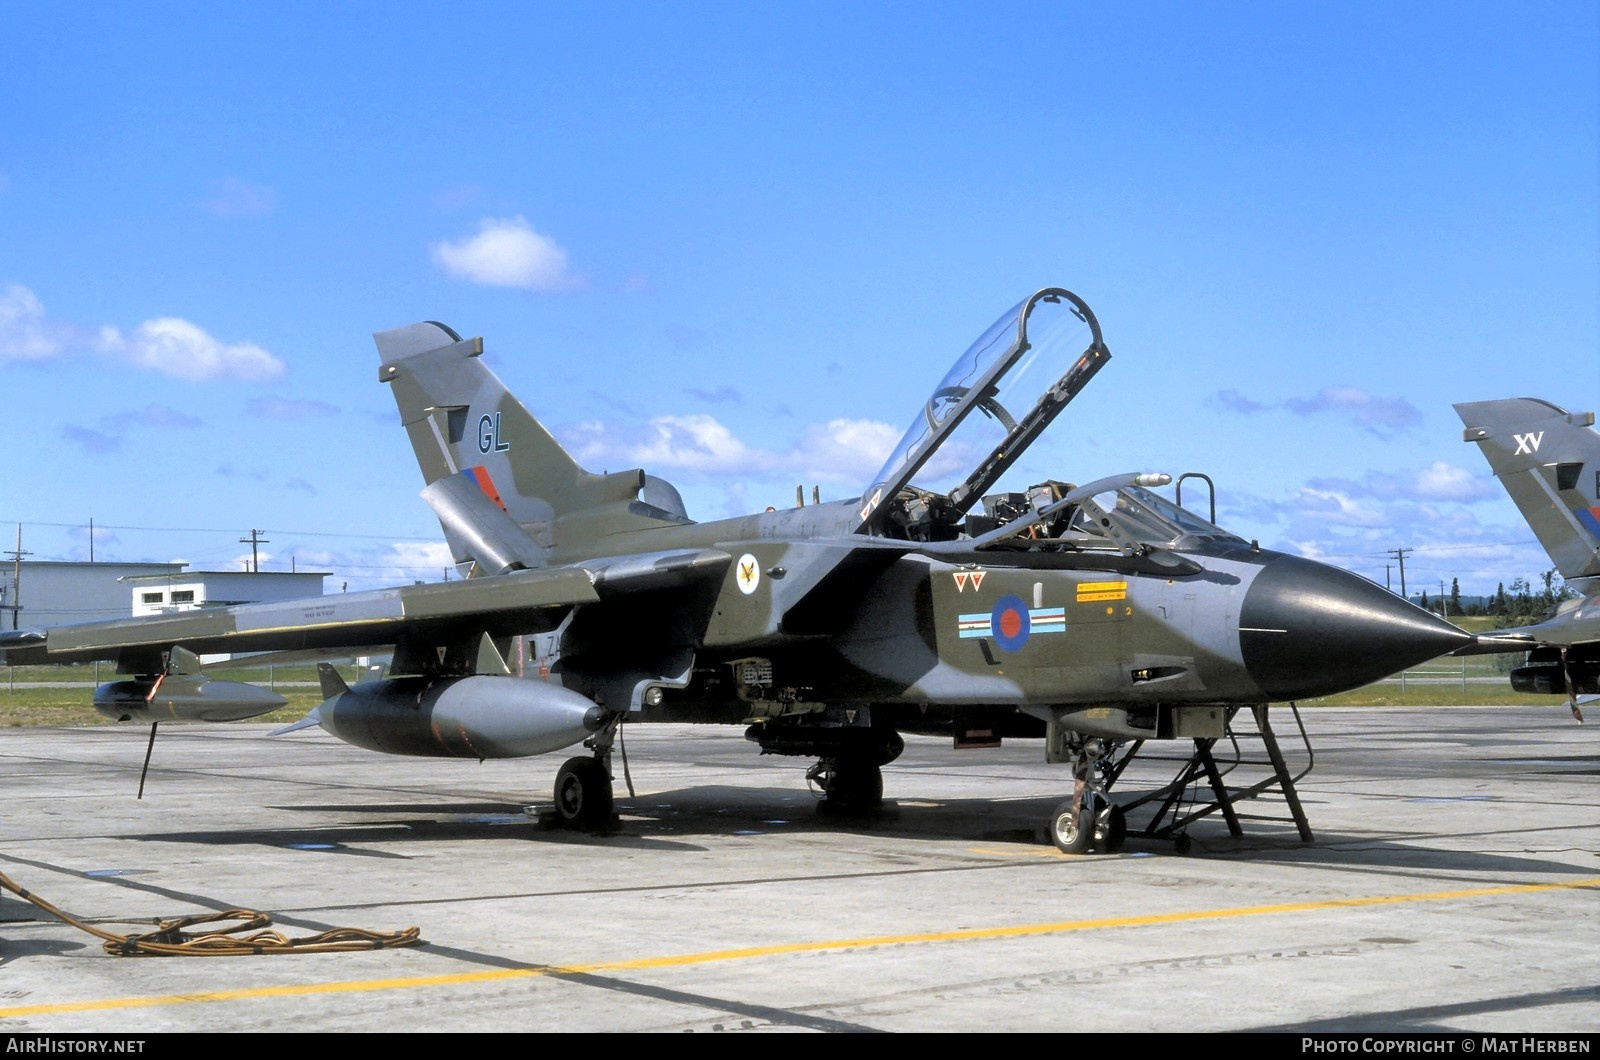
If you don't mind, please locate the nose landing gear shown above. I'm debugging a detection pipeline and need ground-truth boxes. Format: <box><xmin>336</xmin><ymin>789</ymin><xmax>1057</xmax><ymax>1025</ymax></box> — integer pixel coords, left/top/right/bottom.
<box><xmin>1049</xmin><ymin>735</ymin><xmax>1127</xmax><ymax>855</ymax></box>
<box><xmin>1049</xmin><ymin>791</ymin><xmax>1127</xmax><ymax>854</ymax></box>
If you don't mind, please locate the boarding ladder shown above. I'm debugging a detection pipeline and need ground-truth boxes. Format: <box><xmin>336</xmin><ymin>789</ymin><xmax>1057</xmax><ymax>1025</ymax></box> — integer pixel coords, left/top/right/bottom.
<box><xmin>1104</xmin><ymin>703</ymin><xmax>1315</xmax><ymax>851</ymax></box>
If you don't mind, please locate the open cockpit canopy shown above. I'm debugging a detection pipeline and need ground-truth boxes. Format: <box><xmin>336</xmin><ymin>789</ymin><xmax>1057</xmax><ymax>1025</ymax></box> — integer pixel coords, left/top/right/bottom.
<box><xmin>855</xmin><ymin>288</ymin><xmax>1110</xmax><ymax>539</ymax></box>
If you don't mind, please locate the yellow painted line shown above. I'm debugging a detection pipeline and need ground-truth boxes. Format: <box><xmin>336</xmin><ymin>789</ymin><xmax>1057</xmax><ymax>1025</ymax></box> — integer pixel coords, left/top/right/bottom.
<box><xmin>4</xmin><ymin>877</ymin><xmax>1596</xmax><ymax>1019</ymax></box>
<box><xmin>968</xmin><ymin>846</ymin><xmax>1071</xmax><ymax>859</ymax></box>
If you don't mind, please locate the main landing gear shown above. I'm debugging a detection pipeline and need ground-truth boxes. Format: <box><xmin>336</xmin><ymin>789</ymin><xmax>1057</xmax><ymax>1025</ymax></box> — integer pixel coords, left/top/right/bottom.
<box><xmin>553</xmin><ymin>755</ymin><xmax>614</xmax><ymax>829</ymax></box>
<box><xmin>745</xmin><ymin>714</ymin><xmax>903</xmax><ymax>817</ymax></box>
<box><xmin>551</xmin><ymin>718</ymin><xmax>620</xmax><ymax>831</ymax></box>
<box><xmin>806</xmin><ymin>757</ymin><xmax>884</xmax><ymax>815</ymax></box>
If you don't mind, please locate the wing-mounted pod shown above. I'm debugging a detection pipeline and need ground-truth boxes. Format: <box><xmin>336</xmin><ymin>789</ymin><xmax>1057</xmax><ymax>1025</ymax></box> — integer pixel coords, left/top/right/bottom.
<box><xmin>92</xmin><ymin>646</ymin><xmax>287</xmax><ymax>723</ymax></box>
<box><xmin>855</xmin><ymin>288</ymin><xmax>1110</xmax><ymax>539</ymax></box>
<box><xmin>303</xmin><ymin>670</ymin><xmax>607</xmax><ymax>759</ymax></box>
<box><xmin>291</xmin><ymin>634</ymin><xmax>607</xmax><ymax>758</ymax></box>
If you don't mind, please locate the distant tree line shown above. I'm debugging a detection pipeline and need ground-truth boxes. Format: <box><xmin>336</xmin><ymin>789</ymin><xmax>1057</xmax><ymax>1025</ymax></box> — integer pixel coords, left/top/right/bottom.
<box><xmin>1413</xmin><ymin>569</ymin><xmax>1572</xmax><ymax>625</ymax></box>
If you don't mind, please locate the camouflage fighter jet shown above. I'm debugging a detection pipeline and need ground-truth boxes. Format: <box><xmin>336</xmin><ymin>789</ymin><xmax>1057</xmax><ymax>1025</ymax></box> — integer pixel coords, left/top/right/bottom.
<box><xmin>0</xmin><ymin>289</ymin><xmax>1474</xmax><ymax>852</ymax></box>
<box><xmin>1456</xmin><ymin>397</ymin><xmax>1600</xmax><ymax>719</ymax></box>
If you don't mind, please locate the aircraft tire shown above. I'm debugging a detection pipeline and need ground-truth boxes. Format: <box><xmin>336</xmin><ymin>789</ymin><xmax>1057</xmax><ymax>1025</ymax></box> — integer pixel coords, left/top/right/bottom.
<box><xmin>820</xmin><ymin>759</ymin><xmax>882</xmax><ymax>815</ymax></box>
<box><xmin>554</xmin><ymin>757</ymin><xmax>614</xmax><ymax>830</ymax></box>
<box><xmin>1049</xmin><ymin>799</ymin><xmax>1094</xmax><ymax>854</ymax></box>
<box><xmin>1096</xmin><ymin>801</ymin><xmax>1127</xmax><ymax>853</ymax></box>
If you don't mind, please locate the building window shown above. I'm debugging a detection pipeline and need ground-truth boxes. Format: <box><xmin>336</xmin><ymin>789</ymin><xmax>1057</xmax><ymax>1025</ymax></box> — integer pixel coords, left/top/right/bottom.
<box><xmin>141</xmin><ymin>592</ymin><xmax>164</xmax><ymax>604</ymax></box>
<box><xmin>171</xmin><ymin>590</ymin><xmax>195</xmax><ymax>604</ymax></box>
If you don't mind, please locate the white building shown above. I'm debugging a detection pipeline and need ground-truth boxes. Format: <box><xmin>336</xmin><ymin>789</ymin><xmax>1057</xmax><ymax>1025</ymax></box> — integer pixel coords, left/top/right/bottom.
<box><xmin>0</xmin><ymin>561</ymin><xmax>327</xmax><ymax>630</ymax></box>
<box><xmin>125</xmin><ymin>570</ymin><xmax>328</xmax><ymax>616</ymax></box>
<box><xmin>2</xmin><ymin>561</ymin><xmax>185</xmax><ymax>629</ymax></box>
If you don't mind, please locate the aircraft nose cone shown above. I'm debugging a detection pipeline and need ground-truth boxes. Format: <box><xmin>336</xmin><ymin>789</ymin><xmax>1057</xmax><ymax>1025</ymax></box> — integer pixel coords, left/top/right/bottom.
<box><xmin>1239</xmin><ymin>555</ymin><xmax>1472</xmax><ymax>701</ymax></box>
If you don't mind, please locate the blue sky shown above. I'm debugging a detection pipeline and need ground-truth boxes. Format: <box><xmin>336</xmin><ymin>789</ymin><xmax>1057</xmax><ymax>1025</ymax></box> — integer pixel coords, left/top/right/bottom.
<box><xmin>2</xmin><ymin>2</ymin><xmax>1596</xmax><ymax>602</ymax></box>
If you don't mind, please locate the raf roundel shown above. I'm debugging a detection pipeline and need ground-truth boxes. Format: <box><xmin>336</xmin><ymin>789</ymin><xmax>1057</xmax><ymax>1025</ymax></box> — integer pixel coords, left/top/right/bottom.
<box><xmin>990</xmin><ymin>594</ymin><xmax>1032</xmax><ymax>653</ymax></box>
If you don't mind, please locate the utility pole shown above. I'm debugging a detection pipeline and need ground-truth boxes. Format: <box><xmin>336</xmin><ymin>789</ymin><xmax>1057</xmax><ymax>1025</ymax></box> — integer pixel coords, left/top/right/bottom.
<box><xmin>6</xmin><ymin>524</ymin><xmax>31</xmax><ymax>630</ymax></box>
<box><xmin>1386</xmin><ymin>547</ymin><xmax>1412</xmax><ymax>599</ymax></box>
<box><xmin>240</xmin><ymin>529</ymin><xmax>269</xmax><ymax>573</ymax></box>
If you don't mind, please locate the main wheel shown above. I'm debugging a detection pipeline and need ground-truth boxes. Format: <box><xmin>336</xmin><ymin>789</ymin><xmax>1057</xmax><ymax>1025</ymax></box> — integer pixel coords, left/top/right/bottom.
<box><xmin>814</xmin><ymin>758</ymin><xmax>883</xmax><ymax>815</ymax></box>
<box><xmin>553</xmin><ymin>757</ymin><xmax>614</xmax><ymax>829</ymax></box>
<box><xmin>1049</xmin><ymin>798</ymin><xmax>1094</xmax><ymax>854</ymax></box>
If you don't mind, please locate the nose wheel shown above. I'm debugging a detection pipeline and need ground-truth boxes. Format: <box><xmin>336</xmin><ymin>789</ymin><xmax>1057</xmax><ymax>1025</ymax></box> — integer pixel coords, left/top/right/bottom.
<box><xmin>1096</xmin><ymin>797</ymin><xmax>1127</xmax><ymax>852</ymax></box>
<box><xmin>1050</xmin><ymin>799</ymin><xmax>1093</xmax><ymax>854</ymax></box>
<box><xmin>1049</xmin><ymin>792</ymin><xmax>1126</xmax><ymax>854</ymax></box>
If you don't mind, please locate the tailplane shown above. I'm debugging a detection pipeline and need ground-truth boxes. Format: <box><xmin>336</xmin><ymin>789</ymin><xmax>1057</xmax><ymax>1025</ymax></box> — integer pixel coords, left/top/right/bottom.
<box><xmin>375</xmin><ymin>322</ymin><xmax>691</xmax><ymax>572</ymax></box>
<box><xmin>1456</xmin><ymin>397</ymin><xmax>1600</xmax><ymax>581</ymax></box>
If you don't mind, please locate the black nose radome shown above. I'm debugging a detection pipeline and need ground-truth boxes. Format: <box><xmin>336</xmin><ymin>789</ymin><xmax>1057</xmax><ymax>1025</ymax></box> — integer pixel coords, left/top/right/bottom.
<box><xmin>1239</xmin><ymin>555</ymin><xmax>1472</xmax><ymax>701</ymax></box>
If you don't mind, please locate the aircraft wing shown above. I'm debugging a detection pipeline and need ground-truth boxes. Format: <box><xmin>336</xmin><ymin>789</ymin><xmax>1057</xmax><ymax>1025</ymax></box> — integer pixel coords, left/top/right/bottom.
<box><xmin>1475</xmin><ymin>594</ymin><xmax>1600</xmax><ymax>649</ymax></box>
<box><xmin>0</xmin><ymin>549</ymin><xmax>730</xmax><ymax>674</ymax></box>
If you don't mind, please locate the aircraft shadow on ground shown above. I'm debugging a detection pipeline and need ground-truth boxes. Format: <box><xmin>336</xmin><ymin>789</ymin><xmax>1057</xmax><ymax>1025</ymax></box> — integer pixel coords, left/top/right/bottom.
<box><xmin>0</xmin><ymin>938</ymin><xmax>92</xmax><ymax>961</ymax></box>
<box><xmin>109</xmin><ymin>779</ymin><xmax>1595</xmax><ymax>876</ymax></box>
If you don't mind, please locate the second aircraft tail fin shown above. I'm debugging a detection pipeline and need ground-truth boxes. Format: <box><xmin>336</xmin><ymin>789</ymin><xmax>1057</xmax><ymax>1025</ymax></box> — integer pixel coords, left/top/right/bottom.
<box><xmin>1456</xmin><ymin>397</ymin><xmax>1600</xmax><ymax>581</ymax></box>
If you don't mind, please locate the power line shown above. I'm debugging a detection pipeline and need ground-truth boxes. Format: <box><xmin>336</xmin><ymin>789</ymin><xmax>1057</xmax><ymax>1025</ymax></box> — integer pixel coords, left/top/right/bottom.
<box><xmin>0</xmin><ymin>518</ymin><xmax>441</xmax><ymax>543</ymax></box>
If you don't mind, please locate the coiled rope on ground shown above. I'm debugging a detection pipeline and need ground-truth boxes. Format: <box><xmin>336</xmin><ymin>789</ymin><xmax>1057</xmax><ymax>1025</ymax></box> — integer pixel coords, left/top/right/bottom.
<box><xmin>0</xmin><ymin>870</ymin><xmax>422</xmax><ymax>956</ymax></box>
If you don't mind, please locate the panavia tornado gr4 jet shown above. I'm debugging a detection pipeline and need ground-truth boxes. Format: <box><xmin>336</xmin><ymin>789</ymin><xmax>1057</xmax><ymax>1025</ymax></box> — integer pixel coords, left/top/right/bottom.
<box><xmin>0</xmin><ymin>288</ymin><xmax>1474</xmax><ymax>853</ymax></box>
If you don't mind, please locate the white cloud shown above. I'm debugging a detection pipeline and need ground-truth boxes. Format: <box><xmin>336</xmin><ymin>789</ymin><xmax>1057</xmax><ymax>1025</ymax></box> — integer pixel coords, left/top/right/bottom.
<box><xmin>189</xmin><ymin>540</ymin><xmax>455</xmax><ymax>592</ymax></box>
<box><xmin>580</xmin><ymin>413</ymin><xmax>759</xmax><ymax>472</ymax></box>
<box><xmin>791</xmin><ymin>418</ymin><xmax>900</xmax><ymax>483</ymax></box>
<box><xmin>1307</xmin><ymin>462</ymin><xmax>1498</xmax><ymax>504</ymax></box>
<box><xmin>247</xmin><ymin>396</ymin><xmax>338</xmax><ymax>418</ymax></box>
<box><xmin>1209</xmin><ymin>388</ymin><xmax>1273</xmax><ymax>415</ymax></box>
<box><xmin>199</xmin><ymin>177</ymin><xmax>278</xmax><ymax>217</ymax></box>
<box><xmin>634</xmin><ymin>414</ymin><xmax>750</xmax><ymax>469</ymax></box>
<box><xmin>381</xmin><ymin>539</ymin><xmax>456</xmax><ymax>572</ymax></box>
<box><xmin>560</xmin><ymin>413</ymin><xmax>898</xmax><ymax>485</ymax></box>
<box><xmin>1210</xmin><ymin>385</ymin><xmax>1423</xmax><ymax>435</ymax></box>
<box><xmin>60</xmin><ymin>402</ymin><xmax>204</xmax><ymax>454</ymax></box>
<box><xmin>61</xmin><ymin>425</ymin><xmax>122</xmax><ymax>454</ymax></box>
<box><xmin>1412</xmin><ymin>461</ymin><xmax>1495</xmax><ymax>502</ymax></box>
<box><xmin>100</xmin><ymin>317</ymin><xmax>286</xmax><ymax>382</ymax></box>
<box><xmin>0</xmin><ymin>284</ymin><xmax>69</xmax><ymax>361</ymax></box>
<box><xmin>431</xmin><ymin>216</ymin><xmax>578</xmax><ymax>291</ymax></box>
<box><xmin>1290</xmin><ymin>486</ymin><xmax>1391</xmax><ymax>528</ymax></box>
<box><xmin>1285</xmin><ymin>386</ymin><xmax>1421</xmax><ymax>432</ymax></box>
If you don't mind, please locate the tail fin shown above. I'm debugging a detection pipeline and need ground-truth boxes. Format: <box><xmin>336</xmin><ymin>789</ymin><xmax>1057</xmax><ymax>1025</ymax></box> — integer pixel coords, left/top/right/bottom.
<box><xmin>1456</xmin><ymin>397</ymin><xmax>1600</xmax><ymax>580</ymax></box>
<box><xmin>375</xmin><ymin>322</ymin><xmax>690</xmax><ymax>572</ymax></box>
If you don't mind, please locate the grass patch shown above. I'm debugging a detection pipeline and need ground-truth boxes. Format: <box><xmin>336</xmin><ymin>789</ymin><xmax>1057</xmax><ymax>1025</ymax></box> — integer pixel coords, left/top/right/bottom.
<box><xmin>0</xmin><ymin>655</ymin><xmax>1566</xmax><ymax>728</ymax></box>
<box><xmin>1301</xmin><ymin>685</ymin><xmax>1568</xmax><ymax>709</ymax></box>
